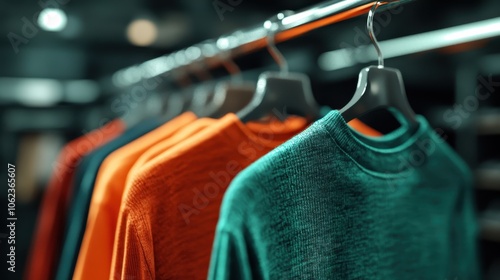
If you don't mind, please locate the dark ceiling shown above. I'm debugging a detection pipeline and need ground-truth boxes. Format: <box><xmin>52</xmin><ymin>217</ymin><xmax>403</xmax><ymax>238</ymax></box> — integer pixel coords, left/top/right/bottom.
<box><xmin>0</xmin><ymin>0</ymin><xmax>499</xmax><ymax>81</ymax></box>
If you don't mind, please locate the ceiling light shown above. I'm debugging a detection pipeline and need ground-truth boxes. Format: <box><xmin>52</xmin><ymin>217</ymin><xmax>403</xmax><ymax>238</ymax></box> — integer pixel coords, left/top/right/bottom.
<box><xmin>127</xmin><ymin>19</ymin><xmax>158</xmax><ymax>47</ymax></box>
<box><xmin>38</xmin><ymin>8</ymin><xmax>68</xmax><ymax>32</ymax></box>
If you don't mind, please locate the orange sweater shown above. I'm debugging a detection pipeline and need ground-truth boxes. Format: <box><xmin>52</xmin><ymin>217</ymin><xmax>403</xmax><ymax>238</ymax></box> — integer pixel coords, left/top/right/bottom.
<box><xmin>72</xmin><ymin>113</ymin><xmax>197</xmax><ymax>280</ymax></box>
<box><xmin>346</xmin><ymin>119</ymin><xmax>380</xmax><ymax>137</ymax></box>
<box><xmin>24</xmin><ymin>120</ymin><xmax>125</xmax><ymax>280</ymax></box>
<box><xmin>125</xmin><ymin>118</ymin><xmax>218</xmax><ymax>188</ymax></box>
<box><xmin>109</xmin><ymin>114</ymin><xmax>308</xmax><ymax>279</ymax></box>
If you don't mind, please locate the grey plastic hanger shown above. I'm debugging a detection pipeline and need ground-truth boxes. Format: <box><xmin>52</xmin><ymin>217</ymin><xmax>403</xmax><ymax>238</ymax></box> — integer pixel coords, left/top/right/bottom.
<box><xmin>163</xmin><ymin>52</ymin><xmax>197</xmax><ymax>116</ymax></box>
<box><xmin>237</xmin><ymin>11</ymin><xmax>321</xmax><ymax>122</ymax></box>
<box><xmin>120</xmin><ymin>59</ymin><xmax>182</xmax><ymax>126</ymax></box>
<box><xmin>186</xmin><ymin>53</ymin><xmax>217</xmax><ymax>117</ymax></box>
<box><xmin>339</xmin><ymin>1</ymin><xmax>418</xmax><ymax>130</ymax></box>
<box><xmin>207</xmin><ymin>52</ymin><xmax>255</xmax><ymax>118</ymax></box>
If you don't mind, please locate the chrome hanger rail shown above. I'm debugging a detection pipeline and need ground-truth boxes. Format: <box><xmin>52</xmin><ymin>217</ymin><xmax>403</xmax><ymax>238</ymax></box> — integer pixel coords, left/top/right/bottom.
<box><xmin>319</xmin><ymin>16</ymin><xmax>500</xmax><ymax>71</ymax></box>
<box><xmin>111</xmin><ymin>0</ymin><xmax>415</xmax><ymax>88</ymax></box>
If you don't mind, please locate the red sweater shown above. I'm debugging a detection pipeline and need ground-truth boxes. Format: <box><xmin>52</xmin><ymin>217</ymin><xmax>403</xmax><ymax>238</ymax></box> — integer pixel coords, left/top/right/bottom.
<box><xmin>24</xmin><ymin>120</ymin><xmax>125</xmax><ymax>280</ymax></box>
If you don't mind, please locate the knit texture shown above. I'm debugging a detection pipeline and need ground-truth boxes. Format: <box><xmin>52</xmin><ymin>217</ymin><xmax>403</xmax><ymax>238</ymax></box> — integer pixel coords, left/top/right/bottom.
<box><xmin>125</xmin><ymin>118</ymin><xmax>218</xmax><ymax>188</ymax></box>
<box><xmin>55</xmin><ymin>118</ymin><xmax>163</xmax><ymax>280</ymax></box>
<box><xmin>110</xmin><ymin>114</ymin><xmax>310</xmax><ymax>280</ymax></box>
<box><xmin>24</xmin><ymin>119</ymin><xmax>125</xmax><ymax>280</ymax></box>
<box><xmin>73</xmin><ymin>113</ymin><xmax>196</xmax><ymax>280</ymax></box>
<box><xmin>209</xmin><ymin>110</ymin><xmax>479</xmax><ymax>280</ymax></box>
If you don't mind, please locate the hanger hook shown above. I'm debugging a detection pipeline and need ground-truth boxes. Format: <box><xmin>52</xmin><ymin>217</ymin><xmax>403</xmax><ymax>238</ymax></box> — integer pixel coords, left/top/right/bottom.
<box><xmin>223</xmin><ymin>59</ymin><xmax>243</xmax><ymax>82</ymax></box>
<box><xmin>220</xmin><ymin>51</ymin><xmax>243</xmax><ymax>82</ymax></box>
<box><xmin>188</xmin><ymin>48</ymin><xmax>213</xmax><ymax>82</ymax></box>
<box><xmin>367</xmin><ymin>1</ymin><xmax>384</xmax><ymax>67</ymax></box>
<box><xmin>264</xmin><ymin>11</ymin><xmax>293</xmax><ymax>74</ymax></box>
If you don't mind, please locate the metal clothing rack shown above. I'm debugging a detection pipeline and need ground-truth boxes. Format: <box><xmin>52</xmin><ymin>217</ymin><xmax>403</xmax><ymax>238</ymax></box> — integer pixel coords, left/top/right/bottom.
<box><xmin>112</xmin><ymin>0</ymin><xmax>415</xmax><ymax>88</ymax></box>
<box><xmin>319</xmin><ymin>16</ymin><xmax>500</xmax><ymax>71</ymax></box>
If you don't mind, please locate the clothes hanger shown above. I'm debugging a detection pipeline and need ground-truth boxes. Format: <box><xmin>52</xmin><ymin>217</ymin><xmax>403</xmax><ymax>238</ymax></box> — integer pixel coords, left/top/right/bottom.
<box><xmin>187</xmin><ymin>54</ymin><xmax>218</xmax><ymax>117</ymax></box>
<box><xmin>339</xmin><ymin>1</ymin><xmax>419</xmax><ymax>130</ymax></box>
<box><xmin>206</xmin><ymin>52</ymin><xmax>255</xmax><ymax>118</ymax></box>
<box><xmin>237</xmin><ymin>11</ymin><xmax>321</xmax><ymax>122</ymax></box>
<box><xmin>161</xmin><ymin>54</ymin><xmax>194</xmax><ymax>118</ymax></box>
<box><xmin>120</xmin><ymin>82</ymin><xmax>174</xmax><ymax>127</ymax></box>
<box><xmin>160</xmin><ymin>50</ymin><xmax>214</xmax><ymax>118</ymax></box>
<box><xmin>161</xmin><ymin>86</ymin><xmax>185</xmax><ymax>121</ymax></box>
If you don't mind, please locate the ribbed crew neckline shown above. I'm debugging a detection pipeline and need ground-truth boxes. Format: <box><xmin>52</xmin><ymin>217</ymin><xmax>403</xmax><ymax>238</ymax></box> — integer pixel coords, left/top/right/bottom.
<box><xmin>320</xmin><ymin>110</ymin><xmax>433</xmax><ymax>175</ymax></box>
<box><xmin>222</xmin><ymin>113</ymin><xmax>309</xmax><ymax>149</ymax></box>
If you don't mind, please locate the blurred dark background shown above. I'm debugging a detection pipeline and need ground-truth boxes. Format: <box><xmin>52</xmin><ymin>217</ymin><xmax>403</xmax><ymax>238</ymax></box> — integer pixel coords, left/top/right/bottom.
<box><xmin>0</xmin><ymin>0</ymin><xmax>499</xmax><ymax>279</ymax></box>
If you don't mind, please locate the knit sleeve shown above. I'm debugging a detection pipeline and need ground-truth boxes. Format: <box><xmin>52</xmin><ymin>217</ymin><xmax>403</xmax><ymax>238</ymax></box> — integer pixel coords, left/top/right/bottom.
<box><xmin>460</xmin><ymin>170</ymin><xmax>481</xmax><ymax>279</ymax></box>
<box><xmin>111</xmin><ymin>211</ymin><xmax>154</xmax><ymax>280</ymax></box>
<box><xmin>208</xmin><ymin>229</ymin><xmax>254</xmax><ymax>280</ymax></box>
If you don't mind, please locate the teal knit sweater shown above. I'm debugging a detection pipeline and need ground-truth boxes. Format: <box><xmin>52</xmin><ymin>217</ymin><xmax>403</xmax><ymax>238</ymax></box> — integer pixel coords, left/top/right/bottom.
<box><xmin>209</xmin><ymin>110</ymin><xmax>479</xmax><ymax>280</ymax></box>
